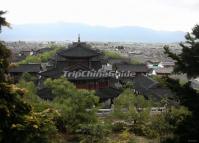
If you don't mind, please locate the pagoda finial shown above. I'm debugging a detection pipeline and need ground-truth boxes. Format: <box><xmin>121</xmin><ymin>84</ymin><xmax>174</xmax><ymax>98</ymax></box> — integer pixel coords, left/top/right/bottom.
<box><xmin>78</xmin><ymin>34</ymin><xmax>80</xmax><ymax>42</ymax></box>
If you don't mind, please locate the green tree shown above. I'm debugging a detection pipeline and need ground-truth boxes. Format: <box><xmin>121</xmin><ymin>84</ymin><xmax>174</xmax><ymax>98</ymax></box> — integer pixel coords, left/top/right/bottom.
<box><xmin>163</xmin><ymin>25</ymin><xmax>199</xmax><ymax>142</ymax></box>
<box><xmin>0</xmin><ymin>11</ymin><xmax>10</xmax><ymax>31</ymax></box>
<box><xmin>77</xmin><ymin>123</ymin><xmax>110</xmax><ymax>143</ymax></box>
<box><xmin>162</xmin><ymin>78</ymin><xmax>199</xmax><ymax>142</ymax></box>
<box><xmin>164</xmin><ymin>24</ymin><xmax>199</xmax><ymax>78</ymax></box>
<box><xmin>17</xmin><ymin>79</ymin><xmax>54</xmax><ymax>112</ymax></box>
<box><xmin>103</xmin><ymin>50</ymin><xmax>123</xmax><ymax>59</ymax></box>
<box><xmin>0</xmin><ymin>11</ymin><xmax>59</xmax><ymax>143</ymax></box>
<box><xmin>44</xmin><ymin>77</ymin><xmax>99</xmax><ymax>133</ymax></box>
<box><xmin>20</xmin><ymin>72</ymin><xmax>37</xmax><ymax>82</ymax></box>
<box><xmin>113</xmin><ymin>89</ymin><xmax>154</xmax><ymax>139</ymax></box>
<box><xmin>165</xmin><ymin>106</ymin><xmax>191</xmax><ymax>129</ymax></box>
<box><xmin>113</xmin><ymin>89</ymin><xmax>137</xmax><ymax>120</ymax></box>
<box><xmin>113</xmin><ymin>89</ymin><xmax>150</xmax><ymax>128</ymax></box>
<box><xmin>0</xmin><ymin>42</ymin><xmax>11</xmax><ymax>82</ymax></box>
<box><xmin>0</xmin><ymin>11</ymin><xmax>11</xmax><ymax>82</ymax></box>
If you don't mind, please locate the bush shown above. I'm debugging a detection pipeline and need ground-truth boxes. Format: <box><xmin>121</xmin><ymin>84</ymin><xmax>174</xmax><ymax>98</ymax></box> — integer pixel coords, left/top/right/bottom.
<box><xmin>103</xmin><ymin>50</ymin><xmax>123</xmax><ymax>59</ymax></box>
<box><xmin>0</xmin><ymin>83</ymin><xmax>59</xmax><ymax>143</ymax></box>
<box><xmin>77</xmin><ymin>123</ymin><xmax>110</xmax><ymax>143</ymax></box>
<box><xmin>44</xmin><ymin>77</ymin><xmax>99</xmax><ymax>133</ymax></box>
<box><xmin>130</xmin><ymin>121</ymin><xmax>158</xmax><ymax>139</ymax></box>
<box><xmin>119</xmin><ymin>130</ymin><xmax>131</xmax><ymax>140</ymax></box>
<box><xmin>112</xmin><ymin>121</ymin><xmax>127</xmax><ymax>132</ymax></box>
<box><xmin>127</xmin><ymin>138</ymin><xmax>137</xmax><ymax>143</ymax></box>
<box><xmin>20</xmin><ymin>72</ymin><xmax>37</xmax><ymax>82</ymax></box>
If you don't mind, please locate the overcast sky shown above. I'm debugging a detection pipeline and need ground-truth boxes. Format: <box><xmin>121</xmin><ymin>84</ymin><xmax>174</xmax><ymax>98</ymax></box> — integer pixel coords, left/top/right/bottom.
<box><xmin>1</xmin><ymin>0</ymin><xmax>199</xmax><ymax>32</ymax></box>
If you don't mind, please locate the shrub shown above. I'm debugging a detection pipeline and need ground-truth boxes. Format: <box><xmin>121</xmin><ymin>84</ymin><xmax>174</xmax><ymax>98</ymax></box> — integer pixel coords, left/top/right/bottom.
<box><xmin>77</xmin><ymin>123</ymin><xmax>110</xmax><ymax>143</ymax></box>
<box><xmin>44</xmin><ymin>77</ymin><xmax>99</xmax><ymax>133</ymax></box>
<box><xmin>119</xmin><ymin>130</ymin><xmax>131</xmax><ymax>140</ymax></box>
<box><xmin>127</xmin><ymin>138</ymin><xmax>137</xmax><ymax>143</ymax></box>
<box><xmin>103</xmin><ymin>50</ymin><xmax>123</xmax><ymax>59</ymax></box>
<box><xmin>112</xmin><ymin>121</ymin><xmax>129</xmax><ymax>132</ymax></box>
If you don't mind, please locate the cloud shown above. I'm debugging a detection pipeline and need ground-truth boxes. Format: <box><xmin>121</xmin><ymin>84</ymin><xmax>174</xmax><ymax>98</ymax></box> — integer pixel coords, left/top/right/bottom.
<box><xmin>157</xmin><ymin>0</ymin><xmax>199</xmax><ymax>11</ymax></box>
<box><xmin>1</xmin><ymin>0</ymin><xmax>199</xmax><ymax>31</ymax></box>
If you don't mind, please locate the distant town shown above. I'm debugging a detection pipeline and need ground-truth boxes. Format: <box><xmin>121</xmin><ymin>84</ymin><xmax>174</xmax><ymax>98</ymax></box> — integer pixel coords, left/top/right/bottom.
<box><xmin>6</xmin><ymin>37</ymin><xmax>194</xmax><ymax>106</ymax></box>
<box><xmin>1</xmin><ymin>6</ymin><xmax>199</xmax><ymax>142</ymax></box>
<box><xmin>5</xmin><ymin>40</ymin><xmax>182</xmax><ymax>61</ymax></box>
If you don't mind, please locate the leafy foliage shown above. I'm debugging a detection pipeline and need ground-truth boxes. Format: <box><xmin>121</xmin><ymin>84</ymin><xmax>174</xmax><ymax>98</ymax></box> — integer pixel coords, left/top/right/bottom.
<box><xmin>17</xmin><ymin>79</ymin><xmax>53</xmax><ymax>112</ymax></box>
<box><xmin>0</xmin><ymin>11</ymin><xmax>11</xmax><ymax>82</ymax></box>
<box><xmin>0</xmin><ymin>11</ymin><xmax>10</xmax><ymax>31</ymax></box>
<box><xmin>130</xmin><ymin>58</ymin><xmax>141</xmax><ymax>64</ymax></box>
<box><xmin>113</xmin><ymin>89</ymin><xmax>150</xmax><ymax>121</ymax></box>
<box><xmin>0</xmin><ymin>42</ymin><xmax>11</xmax><ymax>82</ymax></box>
<box><xmin>112</xmin><ymin>89</ymin><xmax>190</xmax><ymax>140</ymax></box>
<box><xmin>77</xmin><ymin>123</ymin><xmax>110</xmax><ymax>143</ymax></box>
<box><xmin>44</xmin><ymin>77</ymin><xmax>99</xmax><ymax>133</ymax></box>
<box><xmin>163</xmin><ymin>25</ymin><xmax>199</xmax><ymax>142</ymax></box>
<box><xmin>0</xmin><ymin>14</ymin><xmax>60</xmax><ymax>143</ymax></box>
<box><xmin>164</xmin><ymin>25</ymin><xmax>199</xmax><ymax>78</ymax></box>
<box><xmin>103</xmin><ymin>50</ymin><xmax>123</xmax><ymax>59</ymax></box>
<box><xmin>113</xmin><ymin>89</ymin><xmax>152</xmax><ymax>137</ymax></box>
<box><xmin>17</xmin><ymin>72</ymin><xmax>103</xmax><ymax>142</ymax></box>
<box><xmin>18</xmin><ymin>45</ymin><xmax>64</xmax><ymax>64</ymax></box>
<box><xmin>160</xmin><ymin>78</ymin><xmax>199</xmax><ymax>142</ymax></box>
<box><xmin>0</xmin><ymin>76</ymin><xmax>59</xmax><ymax>143</ymax></box>
<box><xmin>112</xmin><ymin>121</ymin><xmax>127</xmax><ymax>132</ymax></box>
<box><xmin>19</xmin><ymin>72</ymin><xmax>37</xmax><ymax>82</ymax></box>
<box><xmin>165</xmin><ymin>106</ymin><xmax>191</xmax><ymax>129</ymax></box>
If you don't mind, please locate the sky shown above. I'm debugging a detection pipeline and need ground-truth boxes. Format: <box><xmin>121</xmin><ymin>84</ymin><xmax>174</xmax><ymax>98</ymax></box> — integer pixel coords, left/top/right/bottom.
<box><xmin>1</xmin><ymin>0</ymin><xmax>199</xmax><ymax>32</ymax></box>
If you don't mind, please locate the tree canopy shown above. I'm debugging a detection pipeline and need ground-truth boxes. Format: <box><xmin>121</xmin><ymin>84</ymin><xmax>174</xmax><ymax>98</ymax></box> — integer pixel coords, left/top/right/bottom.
<box><xmin>0</xmin><ymin>11</ymin><xmax>11</xmax><ymax>82</ymax></box>
<box><xmin>0</xmin><ymin>11</ymin><xmax>10</xmax><ymax>32</ymax></box>
<box><xmin>44</xmin><ymin>77</ymin><xmax>99</xmax><ymax>133</ymax></box>
<box><xmin>164</xmin><ymin>24</ymin><xmax>199</xmax><ymax>78</ymax></box>
<box><xmin>163</xmin><ymin>24</ymin><xmax>199</xmax><ymax>142</ymax></box>
<box><xmin>0</xmin><ymin>11</ymin><xmax>60</xmax><ymax>143</ymax></box>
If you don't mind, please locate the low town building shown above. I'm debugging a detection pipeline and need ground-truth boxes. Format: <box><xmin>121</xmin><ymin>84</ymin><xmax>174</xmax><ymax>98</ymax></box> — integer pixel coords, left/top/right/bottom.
<box><xmin>132</xmin><ymin>75</ymin><xmax>175</xmax><ymax>103</ymax></box>
<box><xmin>9</xmin><ymin>37</ymin><xmax>175</xmax><ymax>104</ymax></box>
<box><xmin>9</xmin><ymin>64</ymin><xmax>42</xmax><ymax>82</ymax></box>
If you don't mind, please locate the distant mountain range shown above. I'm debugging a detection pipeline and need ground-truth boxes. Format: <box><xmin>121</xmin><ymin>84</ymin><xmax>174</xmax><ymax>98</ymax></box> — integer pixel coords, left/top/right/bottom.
<box><xmin>0</xmin><ymin>23</ymin><xmax>185</xmax><ymax>43</ymax></box>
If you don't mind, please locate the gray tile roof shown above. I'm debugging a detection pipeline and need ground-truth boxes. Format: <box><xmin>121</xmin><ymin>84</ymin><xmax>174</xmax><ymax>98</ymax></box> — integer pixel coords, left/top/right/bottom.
<box><xmin>132</xmin><ymin>75</ymin><xmax>173</xmax><ymax>101</ymax></box>
<box><xmin>49</xmin><ymin>54</ymin><xmax>67</xmax><ymax>62</ymax></box>
<box><xmin>155</xmin><ymin>68</ymin><xmax>173</xmax><ymax>74</ymax></box>
<box><xmin>35</xmin><ymin>47</ymin><xmax>52</xmax><ymax>55</ymax></box>
<box><xmin>115</xmin><ymin>64</ymin><xmax>149</xmax><ymax>73</ymax></box>
<box><xmin>133</xmin><ymin>75</ymin><xmax>158</xmax><ymax>90</ymax></box>
<box><xmin>38</xmin><ymin>87</ymin><xmax>121</xmax><ymax>102</ymax></box>
<box><xmin>58</xmin><ymin>43</ymin><xmax>101</xmax><ymax>58</ymax></box>
<box><xmin>108</xmin><ymin>58</ymin><xmax>130</xmax><ymax>65</ymax></box>
<box><xmin>96</xmin><ymin>87</ymin><xmax>122</xmax><ymax>101</ymax></box>
<box><xmin>10</xmin><ymin>53</ymin><xmax>26</xmax><ymax>63</ymax></box>
<box><xmin>9</xmin><ymin>64</ymin><xmax>41</xmax><ymax>73</ymax></box>
<box><xmin>39</xmin><ymin>68</ymin><xmax>63</xmax><ymax>78</ymax></box>
<box><xmin>161</xmin><ymin>61</ymin><xmax>175</xmax><ymax>66</ymax></box>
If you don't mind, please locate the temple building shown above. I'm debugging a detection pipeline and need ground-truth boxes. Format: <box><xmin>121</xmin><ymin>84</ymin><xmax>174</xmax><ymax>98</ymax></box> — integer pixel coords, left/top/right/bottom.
<box><xmin>9</xmin><ymin>64</ymin><xmax>42</xmax><ymax>83</ymax></box>
<box><xmin>9</xmin><ymin>36</ymin><xmax>175</xmax><ymax>105</ymax></box>
<box><xmin>39</xmin><ymin>36</ymin><xmax>120</xmax><ymax>90</ymax></box>
<box><xmin>50</xmin><ymin>36</ymin><xmax>103</xmax><ymax>71</ymax></box>
<box><xmin>35</xmin><ymin>36</ymin><xmax>128</xmax><ymax>104</ymax></box>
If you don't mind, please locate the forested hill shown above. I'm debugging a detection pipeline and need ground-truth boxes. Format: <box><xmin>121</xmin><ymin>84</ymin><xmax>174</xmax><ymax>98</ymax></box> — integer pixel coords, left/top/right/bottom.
<box><xmin>1</xmin><ymin>23</ymin><xmax>185</xmax><ymax>43</ymax></box>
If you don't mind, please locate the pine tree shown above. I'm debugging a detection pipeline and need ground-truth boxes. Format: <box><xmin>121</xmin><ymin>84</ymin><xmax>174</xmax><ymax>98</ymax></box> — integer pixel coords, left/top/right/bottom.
<box><xmin>164</xmin><ymin>25</ymin><xmax>199</xmax><ymax>142</ymax></box>
<box><xmin>164</xmin><ymin>24</ymin><xmax>199</xmax><ymax>78</ymax></box>
<box><xmin>0</xmin><ymin>10</ymin><xmax>58</xmax><ymax>143</ymax></box>
<box><xmin>0</xmin><ymin>11</ymin><xmax>10</xmax><ymax>32</ymax></box>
